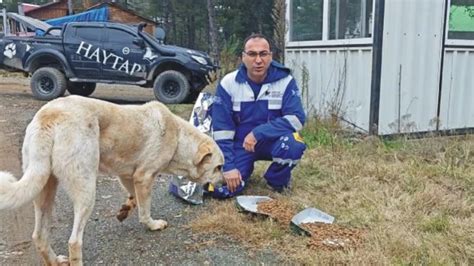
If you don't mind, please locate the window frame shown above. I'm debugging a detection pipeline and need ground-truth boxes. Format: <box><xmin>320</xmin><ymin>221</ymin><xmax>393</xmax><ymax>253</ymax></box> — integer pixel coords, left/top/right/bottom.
<box><xmin>74</xmin><ymin>25</ymin><xmax>103</xmax><ymax>42</ymax></box>
<box><xmin>445</xmin><ymin>0</ymin><xmax>474</xmax><ymax>46</ymax></box>
<box><xmin>287</xmin><ymin>0</ymin><xmax>375</xmax><ymax>47</ymax></box>
<box><xmin>105</xmin><ymin>26</ymin><xmax>139</xmax><ymax>45</ymax></box>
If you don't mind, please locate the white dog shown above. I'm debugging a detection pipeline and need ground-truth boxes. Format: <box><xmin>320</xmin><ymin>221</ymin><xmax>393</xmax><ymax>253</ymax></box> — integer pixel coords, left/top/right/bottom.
<box><xmin>0</xmin><ymin>96</ymin><xmax>224</xmax><ymax>265</ymax></box>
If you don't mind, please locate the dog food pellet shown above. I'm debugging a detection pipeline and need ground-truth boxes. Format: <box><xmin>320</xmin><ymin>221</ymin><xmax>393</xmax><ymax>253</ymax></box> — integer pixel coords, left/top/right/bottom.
<box><xmin>301</xmin><ymin>222</ymin><xmax>364</xmax><ymax>250</ymax></box>
<box><xmin>257</xmin><ymin>199</ymin><xmax>296</xmax><ymax>225</ymax></box>
<box><xmin>256</xmin><ymin>200</ymin><xmax>364</xmax><ymax>251</ymax></box>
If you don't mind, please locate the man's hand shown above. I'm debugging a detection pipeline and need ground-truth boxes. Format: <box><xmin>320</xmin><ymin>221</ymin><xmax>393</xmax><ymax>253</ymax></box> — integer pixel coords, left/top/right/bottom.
<box><xmin>223</xmin><ymin>169</ymin><xmax>242</xmax><ymax>193</ymax></box>
<box><xmin>243</xmin><ymin>131</ymin><xmax>257</xmax><ymax>152</ymax></box>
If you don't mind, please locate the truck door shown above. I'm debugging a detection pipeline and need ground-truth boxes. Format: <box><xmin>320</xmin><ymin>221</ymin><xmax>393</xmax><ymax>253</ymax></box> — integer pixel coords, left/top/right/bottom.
<box><xmin>63</xmin><ymin>24</ymin><xmax>104</xmax><ymax>79</ymax></box>
<box><xmin>102</xmin><ymin>26</ymin><xmax>147</xmax><ymax>82</ymax></box>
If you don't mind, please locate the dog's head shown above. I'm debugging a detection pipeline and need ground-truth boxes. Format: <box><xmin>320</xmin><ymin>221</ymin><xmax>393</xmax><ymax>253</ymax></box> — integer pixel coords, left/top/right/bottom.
<box><xmin>188</xmin><ymin>139</ymin><xmax>224</xmax><ymax>186</ymax></box>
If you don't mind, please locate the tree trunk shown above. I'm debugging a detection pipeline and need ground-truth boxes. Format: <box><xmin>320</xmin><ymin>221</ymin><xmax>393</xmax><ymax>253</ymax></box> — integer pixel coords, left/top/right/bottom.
<box><xmin>67</xmin><ymin>0</ymin><xmax>73</xmax><ymax>15</ymax></box>
<box><xmin>272</xmin><ymin>0</ymin><xmax>286</xmax><ymax>63</ymax></box>
<box><xmin>207</xmin><ymin>0</ymin><xmax>219</xmax><ymax>65</ymax></box>
<box><xmin>186</xmin><ymin>15</ymin><xmax>196</xmax><ymax>48</ymax></box>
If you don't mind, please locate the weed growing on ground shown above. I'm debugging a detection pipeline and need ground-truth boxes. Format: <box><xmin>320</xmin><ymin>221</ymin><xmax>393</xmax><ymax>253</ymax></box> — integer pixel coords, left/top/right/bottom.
<box><xmin>189</xmin><ymin>118</ymin><xmax>474</xmax><ymax>264</ymax></box>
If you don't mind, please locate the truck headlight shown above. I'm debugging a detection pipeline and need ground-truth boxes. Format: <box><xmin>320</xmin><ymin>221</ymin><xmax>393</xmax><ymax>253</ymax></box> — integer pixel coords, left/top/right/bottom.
<box><xmin>191</xmin><ymin>55</ymin><xmax>208</xmax><ymax>65</ymax></box>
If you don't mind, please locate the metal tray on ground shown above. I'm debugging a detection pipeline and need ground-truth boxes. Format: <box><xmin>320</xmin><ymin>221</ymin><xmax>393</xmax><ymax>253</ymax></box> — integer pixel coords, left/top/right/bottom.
<box><xmin>290</xmin><ymin>207</ymin><xmax>335</xmax><ymax>236</ymax></box>
<box><xmin>235</xmin><ymin>195</ymin><xmax>273</xmax><ymax>214</ymax></box>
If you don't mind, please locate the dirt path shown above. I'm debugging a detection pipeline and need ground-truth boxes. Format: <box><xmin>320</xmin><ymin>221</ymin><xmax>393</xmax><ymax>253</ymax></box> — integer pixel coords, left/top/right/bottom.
<box><xmin>0</xmin><ymin>77</ymin><xmax>282</xmax><ymax>265</ymax></box>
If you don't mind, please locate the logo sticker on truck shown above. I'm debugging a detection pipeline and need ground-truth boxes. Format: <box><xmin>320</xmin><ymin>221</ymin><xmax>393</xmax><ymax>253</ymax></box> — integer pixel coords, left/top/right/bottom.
<box><xmin>3</xmin><ymin>43</ymin><xmax>16</xmax><ymax>59</ymax></box>
<box><xmin>76</xmin><ymin>41</ymin><xmax>143</xmax><ymax>75</ymax></box>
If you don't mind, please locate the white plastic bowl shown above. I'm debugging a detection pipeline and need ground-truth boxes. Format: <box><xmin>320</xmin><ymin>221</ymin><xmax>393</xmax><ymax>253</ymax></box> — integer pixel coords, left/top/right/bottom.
<box><xmin>235</xmin><ymin>195</ymin><xmax>273</xmax><ymax>213</ymax></box>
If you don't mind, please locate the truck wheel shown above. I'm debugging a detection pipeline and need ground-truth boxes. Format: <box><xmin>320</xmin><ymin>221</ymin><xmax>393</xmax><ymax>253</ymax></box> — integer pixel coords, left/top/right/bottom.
<box><xmin>67</xmin><ymin>82</ymin><xmax>96</xmax><ymax>96</ymax></box>
<box><xmin>153</xmin><ymin>70</ymin><xmax>190</xmax><ymax>104</ymax></box>
<box><xmin>184</xmin><ymin>90</ymin><xmax>200</xmax><ymax>104</ymax></box>
<box><xmin>30</xmin><ymin>67</ymin><xmax>67</xmax><ymax>101</ymax></box>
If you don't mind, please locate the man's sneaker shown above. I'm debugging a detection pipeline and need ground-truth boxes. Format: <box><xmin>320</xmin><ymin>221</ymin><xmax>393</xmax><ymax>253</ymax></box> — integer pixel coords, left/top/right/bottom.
<box><xmin>266</xmin><ymin>184</ymin><xmax>290</xmax><ymax>193</ymax></box>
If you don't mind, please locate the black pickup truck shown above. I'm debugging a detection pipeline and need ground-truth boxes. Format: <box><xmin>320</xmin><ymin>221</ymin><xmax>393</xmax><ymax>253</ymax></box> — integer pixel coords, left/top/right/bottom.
<box><xmin>0</xmin><ymin>20</ymin><xmax>217</xmax><ymax>104</ymax></box>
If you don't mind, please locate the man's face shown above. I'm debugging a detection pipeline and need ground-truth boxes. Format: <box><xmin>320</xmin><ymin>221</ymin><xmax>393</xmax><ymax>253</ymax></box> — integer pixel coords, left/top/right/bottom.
<box><xmin>242</xmin><ymin>37</ymin><xmax>272</xmax><ymax>83</ymax></box>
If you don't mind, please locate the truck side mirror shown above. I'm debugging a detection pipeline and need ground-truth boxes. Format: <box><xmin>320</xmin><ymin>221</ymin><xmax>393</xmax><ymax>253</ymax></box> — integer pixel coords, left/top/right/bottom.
<box><xmin>155</xmin><ymin>27</ymin><xmax>166</xmax><ymax>44</ymax></box>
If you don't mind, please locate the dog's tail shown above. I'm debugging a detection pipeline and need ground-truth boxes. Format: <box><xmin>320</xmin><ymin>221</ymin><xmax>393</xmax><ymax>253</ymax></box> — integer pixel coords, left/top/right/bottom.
<box><xmin>0</xmin><ymin>125</ymin><xmax>53</xmax><ymax>210</ymax></box>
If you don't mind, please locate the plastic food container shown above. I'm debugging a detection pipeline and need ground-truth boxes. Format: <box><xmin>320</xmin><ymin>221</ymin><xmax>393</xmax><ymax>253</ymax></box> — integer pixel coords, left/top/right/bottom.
<box><xmin>235</xmin><ymin>195</ymin><xmax>273</xmax><ymax>214</ymax></box>
<box><xmin>290</xmin><ymin>207</ymin><xmax>335</xmax><ymax>236</ymax></box>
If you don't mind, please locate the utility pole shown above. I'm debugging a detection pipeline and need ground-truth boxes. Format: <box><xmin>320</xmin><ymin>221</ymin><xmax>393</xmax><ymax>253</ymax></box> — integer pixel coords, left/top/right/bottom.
<box><xmin>67</xmin><ymin>0</ymin><xmax>73</xmax><ymax>15</ymax></box>
<box><xmin>206</xmin><ymin>0</ymin><xmax>219</xmax><ymax>66</ymax></box>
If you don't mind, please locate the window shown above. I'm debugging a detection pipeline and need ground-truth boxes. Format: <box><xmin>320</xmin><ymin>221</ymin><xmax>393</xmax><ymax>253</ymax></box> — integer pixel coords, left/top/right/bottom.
<box><xmin>289</xmin><ymin>0</ymin><xmax>373</xmax><ymax>42</ymax></box>
<box><xmin>107</xmin><ymin>28</ymin><xmax>136</xmax><ymax>44</ymax></box>
<box><xmin>329</xmin><ymin>0</ymin><xmax>373</xmax><ymax>40</ymax></box>
<box><xmin>290</xmin><ymin>0</ymin><xmax>324</xmax><ymax>41</ymax></box>
<box><xmin>75</xmin><ymin>27</ymin><xmax>102</xmax><ymax>42</ymax></box>
<box><xmin>448</xmin><ymin>0</ymin><xmax>474</xmax><ymax>40</ymax></box>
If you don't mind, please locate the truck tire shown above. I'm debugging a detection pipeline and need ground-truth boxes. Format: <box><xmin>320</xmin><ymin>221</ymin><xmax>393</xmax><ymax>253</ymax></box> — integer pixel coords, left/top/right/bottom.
<box><xmin>30</xmin><ymin>67</ymin><xmax>67</xmax><ymax>101</ymax></box>
<box><xmin>184</xmin><ymin>90</ymin><xmax>200</xmax><ymax>104</ymax></box>
<box><xmin>67</xmin><ymin>82</ymin><xmax>96</xmax><ymax>96</ymax></box>
<box><xmin>153</xmin><ymin>70</ymin><xmax>190</xmax><ymax>104</ymax></box>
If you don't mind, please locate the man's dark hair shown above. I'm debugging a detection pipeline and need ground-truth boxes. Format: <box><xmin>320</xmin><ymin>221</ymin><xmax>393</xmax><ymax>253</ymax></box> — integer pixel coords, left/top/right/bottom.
<box><xmin>243</xmin><ymin>33</ymin><xmax>273</xmax><ymax>52</ymax></box>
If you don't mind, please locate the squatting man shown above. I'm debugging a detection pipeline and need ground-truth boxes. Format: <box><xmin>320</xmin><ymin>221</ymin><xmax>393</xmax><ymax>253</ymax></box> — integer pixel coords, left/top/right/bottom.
<box><xmin>210</xmin><ymin>33</ymin><xmax>306</xmax><ymax>198</ymax></box>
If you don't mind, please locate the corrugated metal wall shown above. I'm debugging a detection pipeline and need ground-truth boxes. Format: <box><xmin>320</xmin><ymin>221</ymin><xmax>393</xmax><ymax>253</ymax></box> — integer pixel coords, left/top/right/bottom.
<box><xmin>286</xmin><ymin>0</ymin><xmax>474</xmax><ymax>135</ymax></box>
<box><xmin>440</xmin><ymin>48</ymin><xmax>474</xmax><ymax>129</ymax></box>
<box><xmin>286</xmin><ymin>47</ymin><xmax>373</xmax><ymax>132</ymax></box>
<box><xmin>378</xmin><ymin>0</ymin><xmax>446</xmax><ymax>134</ymax></box>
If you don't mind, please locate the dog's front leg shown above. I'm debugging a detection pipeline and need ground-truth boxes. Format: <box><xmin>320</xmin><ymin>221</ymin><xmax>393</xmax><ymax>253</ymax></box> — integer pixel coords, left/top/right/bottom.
<box><xmin>116</xmin><ymin>176</ymin><xmax>137</xmax><ymax>222</ymax></box>
<box><xmin>134</xmin><ymin>173</ymin><xmax>168</xmax><ymax>231</ymax></box>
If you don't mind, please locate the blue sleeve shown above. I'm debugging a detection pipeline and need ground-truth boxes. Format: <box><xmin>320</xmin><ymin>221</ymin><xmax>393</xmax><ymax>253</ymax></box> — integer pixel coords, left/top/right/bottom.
<box><xmin>252</xmin><ymin>79</ymin><xmax>306</xmax><ymax>141</ymax></box>
<box><xmin>211</xmin><ymin>83</ymin><xmax>237</xmax><ymax>172</ymax></box>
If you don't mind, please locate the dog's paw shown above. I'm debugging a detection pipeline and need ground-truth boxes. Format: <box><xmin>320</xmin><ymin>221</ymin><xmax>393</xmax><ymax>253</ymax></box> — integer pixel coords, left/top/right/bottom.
<box><xmin>148</xmin><ymin>219</ymin><xmax>168</xmax><ymax>231</ymax></box>
<box><xmin>55</xmin><ymin>255</ymin><xmax>69</xmax><ymax>265</ymax></box>
<box><xmin>116</xmin><ymin>204</ymin><xmax>132</xmax><ymax>222</ymax></box>
<box><xmin>116</xmin><ymin>197</ymin><xmax>137</xmax><ymax>222</ymax></box>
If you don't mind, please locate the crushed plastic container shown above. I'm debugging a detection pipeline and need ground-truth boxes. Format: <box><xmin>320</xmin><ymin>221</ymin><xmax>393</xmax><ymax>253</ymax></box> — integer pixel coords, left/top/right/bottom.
<box><xmin>168</xmin><ymin>175</ymin><xmax>204</xmax><ymax>205</ymax></box>
<box><xmin>168</xmin><ymin>92</ymin><xmax>217</xmax><ymax>204</ymax></box>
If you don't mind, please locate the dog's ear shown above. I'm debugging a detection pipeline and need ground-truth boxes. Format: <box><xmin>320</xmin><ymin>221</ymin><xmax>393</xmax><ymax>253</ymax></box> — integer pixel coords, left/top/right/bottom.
<box><xmin>193</xmin><ymin>142</ymin><xmax>213</xmax><ymax>166</ymax></box>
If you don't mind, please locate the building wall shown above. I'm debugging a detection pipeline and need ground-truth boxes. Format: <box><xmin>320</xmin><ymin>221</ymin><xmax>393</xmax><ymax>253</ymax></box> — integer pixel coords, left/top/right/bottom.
<box><xmin>286</xmin><ymin>47</ymin><xmax>373</xmax><ymax>132</ymax></box>
<box><xmin>378</xmin><ymin>0</ymin><xmax>446</xmax><ymax>134</ymax></box>
<box><xmin>108</xmin><ymin>6</ymin><xmax>155</xmax><ymax>35</ymax></box>
<box><xmin>285</xmin><ymin>0</ymin><xmax>474</xmax><ymax>135</ymax></box>
<box><xmin>27</xmin><ymin>2</ymin><xmax>68</xmax><ymax>20</ymax></box>
<box><xmin>439</xmin><ymin>48</ymin><xmax>474</xmax><ymax>130</ymax></box>
<box><xmin>25</xmin><ymin>2</ymin><xmax>156</xmax><ymax>35</ymax></box>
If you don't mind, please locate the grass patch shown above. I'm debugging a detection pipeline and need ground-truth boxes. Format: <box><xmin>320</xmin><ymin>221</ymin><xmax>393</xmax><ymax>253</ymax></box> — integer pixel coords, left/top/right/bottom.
<box><xmin>300</xmin><ymin>118</ymin><xmax>353</xmax><ymax>150</ymax></box>
<box><xmin>185</xmin><ymin>119</ymin><xmax>474</xmax><ymax>264</ymax></box>
<box><xmin>166</xmin><ymin>104</ymin><xmax>193</xmax><ymax>119</ymax></box>
<box><xmin>419</xmin><ymin>214</ymin><xmax>450</xmax><ymax>233</ymax></box>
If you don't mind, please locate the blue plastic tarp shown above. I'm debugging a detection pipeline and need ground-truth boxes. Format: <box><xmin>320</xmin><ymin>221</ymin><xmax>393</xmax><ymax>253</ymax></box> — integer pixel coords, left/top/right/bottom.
<box><xmin>35</xmin><ymin>7</ymin><xmax>108</xmax><ymax>36</ymax></box>
<box><xmin>46</xmin><ymin>7</ymin><xmax>108</xmax><ymax>26</ymax></box>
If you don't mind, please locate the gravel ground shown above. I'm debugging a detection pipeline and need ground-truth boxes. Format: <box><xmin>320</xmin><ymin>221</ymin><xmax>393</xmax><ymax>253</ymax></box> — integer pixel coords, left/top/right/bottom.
<box><xmin>0</xmin><ymin>77</ymin><xmax>283</xmax><ymax>265</ymax></box>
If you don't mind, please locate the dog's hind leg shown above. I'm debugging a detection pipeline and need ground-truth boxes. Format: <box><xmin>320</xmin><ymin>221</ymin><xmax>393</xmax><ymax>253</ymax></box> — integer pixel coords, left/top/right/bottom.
<box><xmin>116</xmin><ymin>176</ymin><xmax>137</xmax><ymax>222</ymax></box>
<box><xmin>64</xmin><ymin>174</ymin><xmax>96</xmax><ymax>266</ymax></box>
<box><xmin>32</xmin><ymin>176</ymin><xmax>67</xmax><ymax>265</ymax></box>
<box><xmin>134</xmin><ymin>172</ymin><xmax>168</xmax><ymax>231</ymax></box>
<box><xmin>53</xmin><ymin>119</ymin><xmax>100</xmax><ymax>265</ymax></box>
